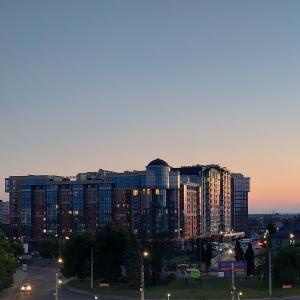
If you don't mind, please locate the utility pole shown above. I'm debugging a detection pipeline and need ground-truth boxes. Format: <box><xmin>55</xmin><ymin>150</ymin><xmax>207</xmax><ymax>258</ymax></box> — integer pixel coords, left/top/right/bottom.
<box><xmin>55</xmin><ymin>272</ymin><xmax>59</xmax><ymax>300</ymax></box>
<box><xmin>91</xmin><ymin>247</ymin><xmax>94</xmax><ymax>289</ymax></box>
<box><xmin>269</xmin><ymin>251</ymin><xmax>272</xmax><ymax>296</ymax></box>
<box><xmin>140</xmin><ymin>258</ymin><xmax>144</xmax><ymax>300</ymax></box>
<box><xmin>231</xmin><ymin>262</ymin><xmax>235</xmax><ymax>300</ymax></box>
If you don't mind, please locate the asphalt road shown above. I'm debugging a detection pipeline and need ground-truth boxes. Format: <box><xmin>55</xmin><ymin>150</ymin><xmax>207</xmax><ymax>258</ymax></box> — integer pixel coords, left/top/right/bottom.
<box><xmin>1</xmin><ymin>258</ymin><xmax>299</xmax><ymax>300</ymax></box>
<box><xmin>0</xmin><ymin>258</ymin><xmax>125</xmax><ymax>300</ymax></box>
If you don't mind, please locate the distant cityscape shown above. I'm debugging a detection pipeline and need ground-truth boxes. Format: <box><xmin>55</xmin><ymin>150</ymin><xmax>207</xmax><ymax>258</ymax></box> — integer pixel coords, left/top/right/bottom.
<box><xmin>4</xmin><ymin>158</ymin><xmax>250</xmax><ymax>240</ymax></box>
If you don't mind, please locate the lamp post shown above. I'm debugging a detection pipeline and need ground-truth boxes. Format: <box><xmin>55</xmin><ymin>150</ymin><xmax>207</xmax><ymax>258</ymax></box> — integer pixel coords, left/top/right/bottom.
<box><xmin>167</xmin><ymin>292</ymin><xmax>171</xmax><ymax>300</ymax></box>
<box><xmin>140</xmin><ymin>251</ymin><xmax>149</xmax><ymax>300</ymax></box>
<box><xmin>237</xmin><ymin>292</ymin><xmax>243</xmax><ymax>300</ymax></box>
<box><xmin>289</xmin><ymin>233</ymin><xmax>295</xmax><ymax>245</ymax></box>
<box><xmin>91</xmin><ymin>247</ymin><xmax>94</xmax><ymax>289</ymax></box>
<box><xmin>218</xmin><ymin>231</ymin><xmax>223</xmax><ymax>262</ymax></box>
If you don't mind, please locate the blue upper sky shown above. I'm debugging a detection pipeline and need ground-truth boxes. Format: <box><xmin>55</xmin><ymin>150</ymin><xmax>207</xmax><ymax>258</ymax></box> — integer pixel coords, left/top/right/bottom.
<box><xmin>0</xmin><ymin>0</ymin><xmax>299</xmax><ymax>212</ymax></box>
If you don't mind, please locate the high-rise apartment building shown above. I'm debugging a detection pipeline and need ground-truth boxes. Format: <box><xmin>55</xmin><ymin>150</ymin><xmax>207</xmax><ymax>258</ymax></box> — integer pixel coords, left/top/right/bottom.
<box><xmin>5</xmin><ymin>159</ymin><xmax>181</xmax><ymax>240</ymax></box>
<box><xmin>174</xmin><ymin>165</ymin><xmax>231</xmax><ymax>236</ymax></box>
<box><xmin>231</xmin><ymin>173</ymin><xmax>250</xmax><ymax>232</ymax></box>
<box><xmin>5</xmin><ymin>159</ymin><xmax>249</xmax><ymax>240</ymax></box>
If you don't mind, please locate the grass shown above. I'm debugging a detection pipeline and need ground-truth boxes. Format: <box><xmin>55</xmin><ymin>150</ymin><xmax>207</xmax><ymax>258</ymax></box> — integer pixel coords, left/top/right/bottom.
<box><xmin>68</xmin><ymin>277</ymin><xmax>300</xmax><ymax>299</ymax></box>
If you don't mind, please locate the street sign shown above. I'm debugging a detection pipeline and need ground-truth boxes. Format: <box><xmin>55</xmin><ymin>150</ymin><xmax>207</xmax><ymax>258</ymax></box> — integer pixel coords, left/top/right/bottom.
<box><xmin>218</xmin><ymin>261</ymin><xmax>247</xmax><ymax>278</ymax></box>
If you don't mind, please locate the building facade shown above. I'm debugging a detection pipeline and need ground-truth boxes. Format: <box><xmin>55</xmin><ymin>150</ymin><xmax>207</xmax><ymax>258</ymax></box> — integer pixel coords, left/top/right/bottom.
<box><xmin>5</xmin><ymin>159</ymin><xmax>181</xmax><ymax>240</ymax></box>
<box><xmin>5</xmin><ymin>159</ymin><xmax>249</xmax><ymax>240</ymax></box>
<box><xmin>0</xmin><ymin>200</ymin><xmax>9</xmax><ymax>225</ymax></box>
<box><xmin>180</xmin><ymin>182</ymin><xmax>202</xmax><ymax>239</ymax></box>
<box><xmin>174</xmin><ymin>165</ymin><xmax>232</xmax><ymax>236</ymax></box>
<box><xmin>231</xmin><ymin>173</ymin><xmax>250</xmax><ymax>232</ymax></box>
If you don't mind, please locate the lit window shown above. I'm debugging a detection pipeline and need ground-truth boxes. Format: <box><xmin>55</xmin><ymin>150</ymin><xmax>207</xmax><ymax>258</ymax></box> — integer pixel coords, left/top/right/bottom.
<box><xmin>132</xmin><ymin>190</ymin><xmax>139</xmax><ymax>196</ymax></box>
<box><xmin>155</xmin><ymin>189</ymin><xmax>160</xmax><ymax>195</ymax></box>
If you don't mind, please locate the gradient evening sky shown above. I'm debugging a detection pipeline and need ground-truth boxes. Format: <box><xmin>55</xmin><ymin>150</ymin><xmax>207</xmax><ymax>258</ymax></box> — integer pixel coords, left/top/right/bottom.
<box><xmin>0</xmin><ymin>1</ymin><xmax>299</xmax><ymax>213</ymax></box>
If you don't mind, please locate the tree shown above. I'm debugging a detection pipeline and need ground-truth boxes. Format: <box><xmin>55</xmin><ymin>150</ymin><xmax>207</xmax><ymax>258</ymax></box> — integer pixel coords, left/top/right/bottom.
<box><xmin>147</xmin><ymin>241</ymin><xmax>164</xmax><ymax>286</ymax></box>
<box><xmin>123</xmin><ymin>232</ymin><xmax>141</xmax><ymax>288</ymax></box>
<box><xmin>203</xmin><ymin>243</ymin><xmax>213</xmax><ymax>273</ymax></box>
<box><xmin>267</xmin><ymin>223</ymin><xmax>277</xmax><ymax>236</ymax></box>
<box><xmin>234</xmin><ymin>240</ymin><xmax>244</xmax><ymax>261</ymax></box>
<box><xmin>62</xmin><ymin>232</ymin><xmax>93</xmax><ymax>280</ymax></box>
<box><xmin>37</xmin><ymin>239</ymin><xmax>58</xmax><ymax>258</ymax></box>
<box><xmin>0</xmin><ymin>231</ymin><xmax>17</xmax><ymax>291</ymax></box>
<box><xmin>93</xmin><ymin>223</ymin><xmax>129</xmax><ymax>281</ymax></box>
<box><xmin>244</xmin><ymin>243</ymin><xmax>255</xmax><ymax>276</ymax></box>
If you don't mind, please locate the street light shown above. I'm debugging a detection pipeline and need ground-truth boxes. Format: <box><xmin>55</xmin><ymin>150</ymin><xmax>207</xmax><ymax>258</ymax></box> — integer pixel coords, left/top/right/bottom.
<box><xmin>218</xmin><ymin>231</ymin><xmax>223</xmax><ymax>262</ymax></box>
<box><xmin>289</xmin><ymin>233</ymin><xmax>295</xmax><ymax>245</ymax></box>
<box><xmin>140</xmin><ymin>251</ymin><xmax>149</xmax><ymax>300</ymax></box>
<box><xmin>167</xmin><ymin>292</ymin><xmax>171</xmax><ymax>300</ymax></box>
<box><xmin>238</xmin><ymin>291</ymin><xmax>243</xmax><ymax>300</ymax></box>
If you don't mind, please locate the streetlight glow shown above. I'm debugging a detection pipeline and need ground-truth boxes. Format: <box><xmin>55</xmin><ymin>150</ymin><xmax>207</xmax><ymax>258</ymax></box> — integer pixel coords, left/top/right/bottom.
<box><xmin>143</xmin><ymin>251</ymin><xmax>149</xmax><ymax>257</ymax></box>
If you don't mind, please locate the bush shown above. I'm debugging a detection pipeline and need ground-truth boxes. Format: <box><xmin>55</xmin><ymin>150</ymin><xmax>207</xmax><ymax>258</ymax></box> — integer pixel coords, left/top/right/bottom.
<box><xmin>162</xmin><ymin>272</ymin><xmax>177</xmax><ymax>284</ymax></box>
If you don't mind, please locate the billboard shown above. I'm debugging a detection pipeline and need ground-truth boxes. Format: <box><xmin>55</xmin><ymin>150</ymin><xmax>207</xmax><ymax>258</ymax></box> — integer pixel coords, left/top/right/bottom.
<box><xmin>218</xmin><ymin>261</ymin><xmax>247</xmax><ymax>278</ymax></box>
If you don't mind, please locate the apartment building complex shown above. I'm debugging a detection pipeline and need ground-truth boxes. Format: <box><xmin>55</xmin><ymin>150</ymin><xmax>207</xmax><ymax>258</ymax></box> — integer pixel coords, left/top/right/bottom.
<box><xmin>5</xmin><ymin>159</ymin><xmax>250</xmax><ymax>240</ymax></box>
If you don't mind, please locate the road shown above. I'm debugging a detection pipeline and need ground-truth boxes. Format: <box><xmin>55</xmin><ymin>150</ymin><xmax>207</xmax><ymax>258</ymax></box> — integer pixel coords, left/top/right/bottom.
<box><xmin>0</xmin><ymin>258</ymin><xmax>126</xmax><ymax>300</ymax></box>
<box><xmin>1</xmin><ymin>258</ymin><xmax>299</xmax><ymax>300</ymax></box>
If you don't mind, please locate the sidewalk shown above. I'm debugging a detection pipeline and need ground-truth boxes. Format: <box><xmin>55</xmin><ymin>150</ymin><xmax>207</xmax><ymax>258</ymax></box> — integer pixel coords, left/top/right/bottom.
<box><xmin>0</xmin><ymin>268</ymin><xmax>27</xmax><ymax>300</ymax></box>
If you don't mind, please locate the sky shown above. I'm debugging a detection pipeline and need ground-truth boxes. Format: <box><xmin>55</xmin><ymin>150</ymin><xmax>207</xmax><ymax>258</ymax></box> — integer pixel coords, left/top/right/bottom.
<box><xmin>0</xmin><ymin>0</ymin><xmax>299</xmax><ymax>213</ymax></box>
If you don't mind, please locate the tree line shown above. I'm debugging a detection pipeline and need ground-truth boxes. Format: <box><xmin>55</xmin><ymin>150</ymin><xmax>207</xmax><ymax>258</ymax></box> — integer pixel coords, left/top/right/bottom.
<box><xmin>0</xmin><ymin>230</ymin><xmax>24</xmax><ymax>291</ymax></box>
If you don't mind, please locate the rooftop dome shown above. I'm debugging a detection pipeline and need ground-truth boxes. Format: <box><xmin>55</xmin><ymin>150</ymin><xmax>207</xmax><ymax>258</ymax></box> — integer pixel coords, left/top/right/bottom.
<box><xmin>147</xmin><ymin>158</ymin><xmax>169</xmax><ymax>167</ymax></box>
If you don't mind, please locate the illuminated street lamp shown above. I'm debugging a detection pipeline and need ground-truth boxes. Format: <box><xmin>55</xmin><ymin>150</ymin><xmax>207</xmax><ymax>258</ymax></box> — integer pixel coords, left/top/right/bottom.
<box><xmin>167</xmin><ymin>292</ymin><xmax>171</xmax><ymax>300</ymax></box>
<box><xmin>289</xmin><ymin>233</ymin><xmax>295</xmax><ymax>245</ymax></box>
<box><xmin>238</xmin><ymin>291</ymin><xmax>243</xmax><ymax>300</ymax></box>
<box><xmin>140</xmin><ymin>251</ymin><xmax>149</xmax><ymax>300</ymax></box>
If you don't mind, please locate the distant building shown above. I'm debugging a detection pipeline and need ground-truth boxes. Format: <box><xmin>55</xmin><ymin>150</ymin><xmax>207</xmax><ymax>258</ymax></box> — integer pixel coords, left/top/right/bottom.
<box><xmin>271</xmin><ymin>223</ymin><xmax>300</xmax><ymax>247</ymax></box>
<box><xmin>0</xmin><ymin>199</ymin><xmax>9</xmax><ymax>225</ymax></box>
<box><xmin>231</xmin><ymin>173</ymin><xmax>250</xmax><ymax>232</ymax></box>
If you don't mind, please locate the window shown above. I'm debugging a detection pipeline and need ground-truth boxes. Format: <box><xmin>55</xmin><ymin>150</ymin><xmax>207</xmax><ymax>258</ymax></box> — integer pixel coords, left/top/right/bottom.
<box><xmin>155</xmin><ymin>189</ymin><xmax>160</xmax><ymax>195</ymax></box>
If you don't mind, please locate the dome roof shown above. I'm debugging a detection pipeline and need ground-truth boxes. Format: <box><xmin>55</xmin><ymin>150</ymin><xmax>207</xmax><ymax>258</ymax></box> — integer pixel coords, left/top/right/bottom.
<box><xmin>147</xmin><ymin>158</ymin><xmax>169</xmax><ymax>167</ymax></box>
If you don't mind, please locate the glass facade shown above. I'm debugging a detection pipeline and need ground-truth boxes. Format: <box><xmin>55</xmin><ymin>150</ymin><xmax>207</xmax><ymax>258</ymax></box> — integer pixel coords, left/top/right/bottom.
<box><xmin>99</xmin><ymin>184</ymin><xmax>112</xmax><ymax>227</ymax></box>
<box><xmin>73</xmin><ymin>184</ymin><xmax>84</xmax><ymax>231</ymax></box>
<box><xmin>21</xmin><ymin>187</ymin><xmax>32</xmax><ymax>237</ymax></box>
